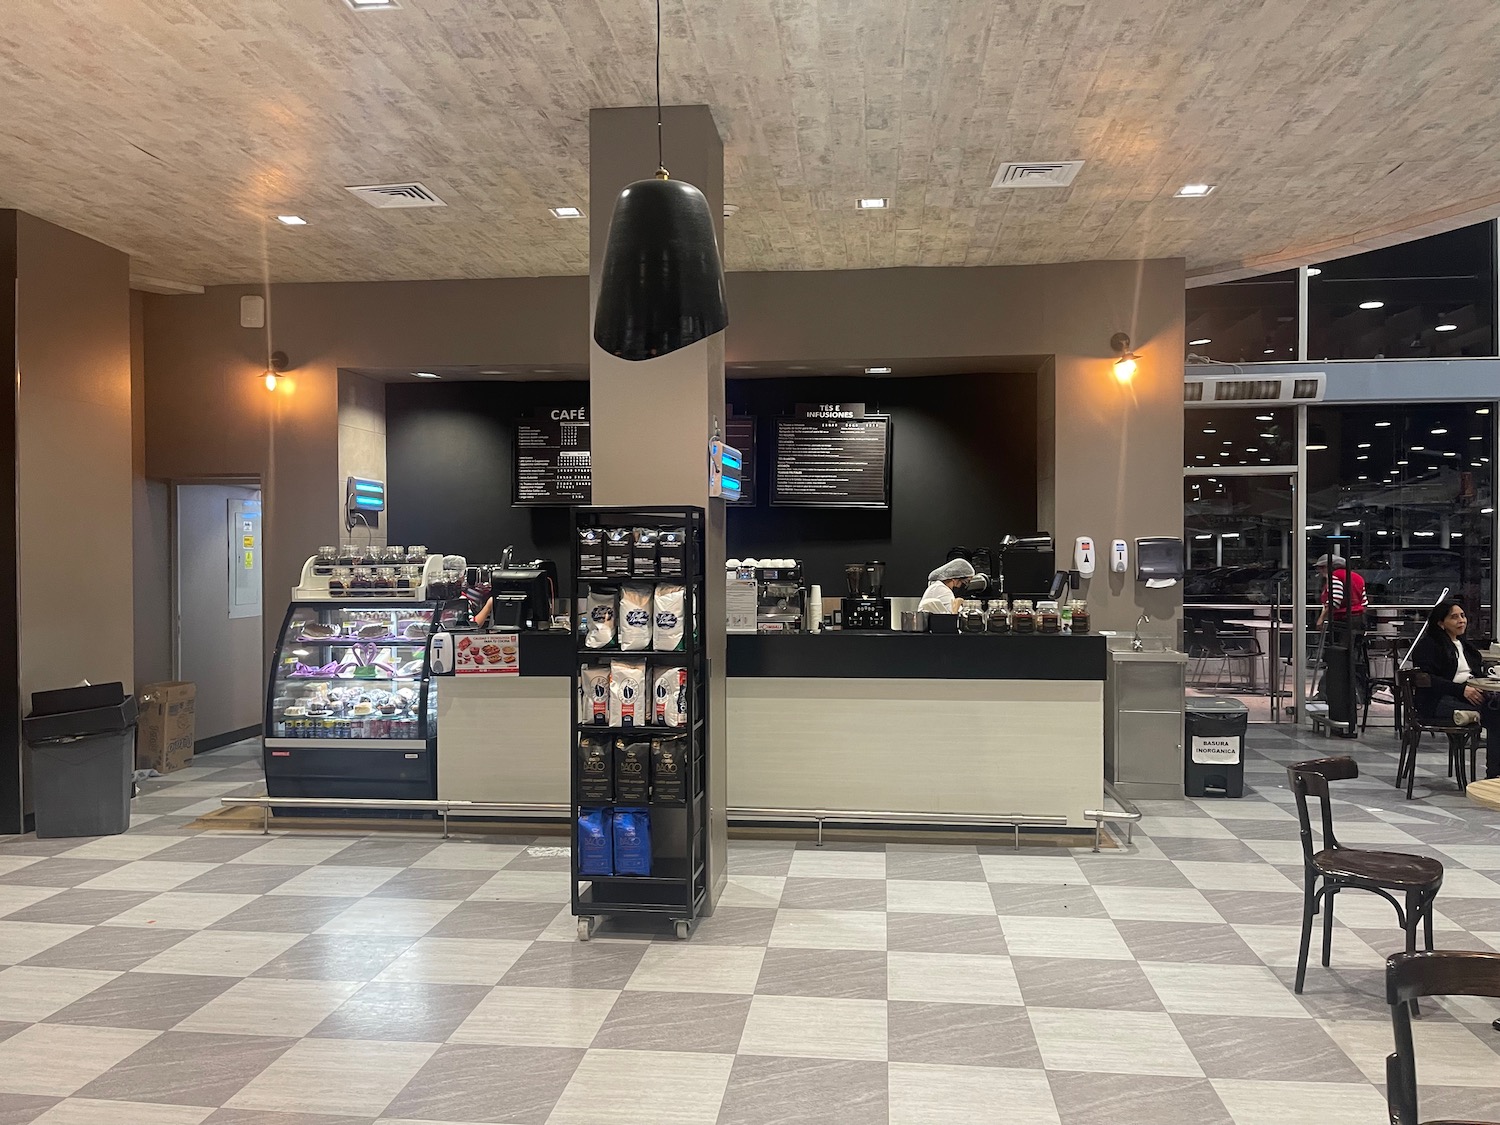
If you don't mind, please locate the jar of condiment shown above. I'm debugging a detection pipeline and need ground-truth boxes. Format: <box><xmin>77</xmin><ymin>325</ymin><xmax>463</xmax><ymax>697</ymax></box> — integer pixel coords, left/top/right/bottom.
<box><xmin>352</xmin><ymin>566</ymin><xmax>374</xmax><ymax>593</ymax></box>
<box><xmin>330</xmin><ymin>566</ymin><xmax>352</xmax><ymax>597</ymax></box>
<box><xmin>407</xmin><ymin>545</ymin><xmax>428</xmax><ymax>565</ymax></box>
<box><xmin>1011</xmin><ymin>599</ymin><xmax>1035</xmax><ymax>635</ymax></box>
<box><xmin>1037</xmin><ymin>600</ymin><xmax>1061</xmax><ymax>634</ymax></box>
<box><xmin>1070</xmin><ymin>600</ymin><xmax>1091</xmax><ymax>634</ymax></box>
<box><xmin>959</xmin><ymin>600</ymin><xmax>986</xmax><ymax>633</ymax></box>
<box><xmin>375</xmin><ymin>567</ymin><xmax>397</xmax><ymax>593</ymax></box>
<box><xmin>314</xmin><ymin>546</ymin><xmax>337</xmax><ymax>575</ymax></box>
<box><xmin>986</xmin><ymin>601</ymin><xmax>1011</xmax><ymax>633</ymax></box>
<box><xmin>338</xmin><ymin>542</ymin><xmax>358</xmax><ymax>566</ymax></box>
<box><xmin>397</xmin><ymin>565</ymin><xmax>419</xmax><ymax>591</ymax></box>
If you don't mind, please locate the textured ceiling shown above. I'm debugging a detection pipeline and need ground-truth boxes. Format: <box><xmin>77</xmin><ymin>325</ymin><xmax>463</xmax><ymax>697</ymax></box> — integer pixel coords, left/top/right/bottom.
<box><xmin>4</xmin><ymin>0</ymin><xmax>1500</xmax><ymax>286</ymax></box>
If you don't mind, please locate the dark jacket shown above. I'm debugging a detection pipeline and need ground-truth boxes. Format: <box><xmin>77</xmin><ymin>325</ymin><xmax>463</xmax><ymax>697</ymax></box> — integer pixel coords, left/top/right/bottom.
<box><xmin>1408</xmin><ymin>630</ymin><xmax>1486</xmax><ymax>716</ymax></box>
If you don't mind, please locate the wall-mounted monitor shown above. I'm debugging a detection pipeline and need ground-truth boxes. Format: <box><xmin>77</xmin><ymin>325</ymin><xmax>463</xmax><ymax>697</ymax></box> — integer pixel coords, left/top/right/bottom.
<box><xmin>770</xmin><ymin>404</ymin><xmax>891</xmax><ymax>509</ymax></box>
<box><xmin>724</xmin><ymin>416</ymin><xmax>757</xmax><ymax>504</ymax></box>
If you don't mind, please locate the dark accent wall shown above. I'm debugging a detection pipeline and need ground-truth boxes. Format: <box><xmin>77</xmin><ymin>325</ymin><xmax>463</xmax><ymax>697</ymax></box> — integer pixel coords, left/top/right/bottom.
<box><xmin>385</xmin><ymin>380</ymin><xmax>588</xmax><ymax>572</ymax></box>
<box><xmin>385</xmin><ymin>372</ymin><xmax>1036</xmax><ymax>600</ymax></box>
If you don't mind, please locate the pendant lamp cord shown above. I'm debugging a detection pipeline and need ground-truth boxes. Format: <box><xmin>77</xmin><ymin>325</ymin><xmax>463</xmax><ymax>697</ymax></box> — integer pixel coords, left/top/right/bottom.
<box><xmin>655</xmin><ymin>0</ymin><xmax>665</xmax><ymax>177</ymax></box>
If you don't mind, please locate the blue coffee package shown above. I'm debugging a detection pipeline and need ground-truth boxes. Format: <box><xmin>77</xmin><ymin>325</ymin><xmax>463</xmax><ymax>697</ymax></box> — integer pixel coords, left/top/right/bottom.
<box><xmin>612</xmin><ymin>808</ymin><xmax>652</xmax><ymax>876</ymax></box>
<box><xmin>577</xmin><ymin>808</ymin><xmax>613</xmax><ymax>876</ymax></box>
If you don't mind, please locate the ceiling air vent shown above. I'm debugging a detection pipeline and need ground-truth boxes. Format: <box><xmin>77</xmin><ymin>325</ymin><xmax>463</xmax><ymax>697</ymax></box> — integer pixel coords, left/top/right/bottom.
<box><xmin>991</xmin><ymin>161</ymin><xmax>1085</xmax><ymax>189</ymax></box>
<box><xmin>1183</xmin><ymin>373</ymin><xmax>1326</xmax><ymax>406</ymax></box>
<box><xmin>345</xmin><ymin>182</ymin><xmax>447</xmax><ymax>209</ymax></box>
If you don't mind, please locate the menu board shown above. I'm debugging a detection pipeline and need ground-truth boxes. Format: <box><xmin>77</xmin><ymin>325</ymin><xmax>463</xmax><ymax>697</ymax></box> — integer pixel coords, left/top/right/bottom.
<box><xmin>771</xmin><ymin>404</ymin><xmax>891</xmax><ymax>509</ymax></box>
<box><xmin>724</xmin><ymin>416</ymin><xmax>756</xmax><ymax>504</ymax></box>
<box><xmin>514</xmin><ymin>407</ymin><xmax>591</xmax><ymax>506</ymax></box>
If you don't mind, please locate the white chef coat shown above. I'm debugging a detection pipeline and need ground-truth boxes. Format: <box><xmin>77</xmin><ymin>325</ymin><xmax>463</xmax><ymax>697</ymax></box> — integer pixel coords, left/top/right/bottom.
<box><xmin>1453</xmin><ymin>635</ymin><xmax>1476</xmax><ymax>685</ymax></box>
<box><xmin>919</xmin><ymin>581</ymin><xmax>957</xmax><ymax>615</ymax></box>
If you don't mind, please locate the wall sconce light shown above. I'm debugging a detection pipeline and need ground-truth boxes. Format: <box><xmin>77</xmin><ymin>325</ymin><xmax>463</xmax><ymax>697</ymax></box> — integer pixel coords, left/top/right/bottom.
<box><xmin>263</xmin><ymin>350</ymin><xmax>289</xmax><ymax>391</ymax></box>
<box><xmin>1110</xmin><ymin>332</ymin><xmax>1139</xmax><ymax>383</ymax></box>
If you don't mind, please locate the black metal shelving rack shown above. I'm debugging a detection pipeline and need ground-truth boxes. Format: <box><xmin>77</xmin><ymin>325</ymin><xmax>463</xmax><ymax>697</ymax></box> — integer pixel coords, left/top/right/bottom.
<box><xmin>570</xmin><ymin>506</ymin><xmax>708</xmax><ymax>941</ymax></box>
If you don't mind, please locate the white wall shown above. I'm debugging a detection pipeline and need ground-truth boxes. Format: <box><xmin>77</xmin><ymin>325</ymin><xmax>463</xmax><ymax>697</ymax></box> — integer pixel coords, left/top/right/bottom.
<box><xmin>176</xmin><ymin>484</ymin><xmax>263</xmax><ymax>742</ymax></box>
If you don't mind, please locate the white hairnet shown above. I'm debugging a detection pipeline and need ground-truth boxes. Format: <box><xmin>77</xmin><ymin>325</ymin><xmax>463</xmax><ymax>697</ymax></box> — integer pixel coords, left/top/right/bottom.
<box><xmin>928</xmin><ymin>558</ymin><xmax>976</xmax><ymax>583</ymax></box>
<box><xmin>1313</xmin><ymin>554</ymin><xmax>1346</xmax><ymax>568</ymax></box>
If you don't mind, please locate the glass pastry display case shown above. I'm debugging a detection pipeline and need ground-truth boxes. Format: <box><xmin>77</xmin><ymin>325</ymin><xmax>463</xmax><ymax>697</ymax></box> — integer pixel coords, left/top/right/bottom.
<box><xmin>263</xmin><ymin>601</ymin><xmax>442</xmax><ymax>808</ymax></box>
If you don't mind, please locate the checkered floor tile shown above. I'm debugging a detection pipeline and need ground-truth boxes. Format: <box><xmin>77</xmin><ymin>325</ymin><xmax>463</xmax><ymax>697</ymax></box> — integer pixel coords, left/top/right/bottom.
<box><xmin>1</xmin><ymin>728</ymin><xmax>1499</xmax><ymax>1123</ymax></box>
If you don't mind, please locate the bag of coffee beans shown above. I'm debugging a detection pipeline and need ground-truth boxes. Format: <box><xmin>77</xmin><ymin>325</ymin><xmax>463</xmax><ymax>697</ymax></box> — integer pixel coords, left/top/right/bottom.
<box><xmin>612</xmin><ymin>807</ymin><xmax>652</xmax><ymax>876</ymax></box>
<box><xmin>613</xmin><ymin>738</ymin><xmax>650</xmax><ymax>803</ymax></box>
<box><xmin>578</xmin><ymin>527</ymin><xmax>605</xmax><ymax>576</ymax></box>
<box><xmin>632</xmin><ymin>528</ymin><xmax>659</xmax><ymax>576</ymax></box>
<box><xmin>618</xmin><ymin>583</ymin><xmax>653</xmax><ymax>651</ymax></box>
<box><xmin>652</xmin><ymin>584</ymin><xmax>685</xmax><ymax>652</ymax></box>
<box><xmin>577</xmin><ymin>808</ymin><xmax>613</xmax><ymax>876</ymax></box>
<box><xmin>650</xmin><ymin>736</ymin><xmax>686</xmax><ymax>803</ymax></box>
<box><xmin>608</xmin><ymin>659</ymin><xmax>646</xmax><ymax>727</ymax></box>
<box><xmin>653</xmin><ymin>665</ymin><xmax>687</xmax><ymax>727</ymax></box>
<box><xmin>578</xmin><ymin>737</ymin><xmax>612</xmax><ymax>802</ymax></box>
<box><xmin>584</xmin><ymin>590</ymin><xmax>616</xmax><ymax>649</ymax></box>
<box><xmin>604</xmin><ymin>528</ymin><xmax>632</xmax><ymax>576</ymax></box>
<box><xmin>579</xmin><ymin>665</ymin><xmax>610</xmax><ymax>724</ymax></box>
<box><xmin>657</xmin><ymin>529</ymin><xmax>685</xmax><ymax>576</ymax></box>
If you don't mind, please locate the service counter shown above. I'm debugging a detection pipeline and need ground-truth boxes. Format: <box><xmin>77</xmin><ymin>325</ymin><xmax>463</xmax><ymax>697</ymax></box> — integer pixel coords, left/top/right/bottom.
<box><xmin>433</xmin><ymin>631</ymin><xmax>1107</xmax><ymax>830</ymax></box>
<box><xmin>727</xmin><ymin>633</ymin><xmax>1106</xmax><ymax>829</ymax></box>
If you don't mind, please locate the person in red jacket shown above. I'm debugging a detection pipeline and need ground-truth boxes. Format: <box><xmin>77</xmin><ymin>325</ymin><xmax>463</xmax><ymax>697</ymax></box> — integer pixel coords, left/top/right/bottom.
<box><xmin>1315</xmin><ymin>553</ymin><xmax>1366</xmax><ymax>629</ymax></box>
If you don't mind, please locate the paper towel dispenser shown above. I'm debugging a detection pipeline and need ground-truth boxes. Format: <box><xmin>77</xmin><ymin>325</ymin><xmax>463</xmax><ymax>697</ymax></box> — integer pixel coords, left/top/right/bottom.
<box><xmin>1135</xmin><ymin>536</ymin><xmax>1185</xmax><ymax>582</ymax></box>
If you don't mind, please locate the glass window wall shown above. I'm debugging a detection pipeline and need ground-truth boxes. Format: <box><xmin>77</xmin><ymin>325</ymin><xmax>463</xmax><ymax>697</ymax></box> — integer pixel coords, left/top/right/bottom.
<box><xmin>1185</xmin><ymin>271</ymin><xmax>1298</xmax><ymax>364</ymax></box>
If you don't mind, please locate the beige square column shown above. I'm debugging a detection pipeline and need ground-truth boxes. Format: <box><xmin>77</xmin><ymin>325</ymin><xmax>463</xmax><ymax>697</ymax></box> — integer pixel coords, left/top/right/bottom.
<box><xmin>588</xmin><ymin>106</ymin><xmax>728</xmax><ymax>911</ymax></box>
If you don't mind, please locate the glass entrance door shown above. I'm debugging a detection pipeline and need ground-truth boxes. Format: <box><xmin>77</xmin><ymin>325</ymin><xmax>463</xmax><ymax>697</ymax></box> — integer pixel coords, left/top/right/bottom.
<box><xmin>1184</xmin><ymin>473</ymin><xmax>1297</xmax><ymax>722</ymax></box>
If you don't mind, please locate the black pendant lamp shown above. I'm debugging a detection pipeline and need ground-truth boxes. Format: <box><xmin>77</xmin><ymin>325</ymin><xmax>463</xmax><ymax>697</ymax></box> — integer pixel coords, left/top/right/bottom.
<box><xmin>592</xmin><ymin>0</ymin><xmax>728</xmax><ymax>362</ymax></box>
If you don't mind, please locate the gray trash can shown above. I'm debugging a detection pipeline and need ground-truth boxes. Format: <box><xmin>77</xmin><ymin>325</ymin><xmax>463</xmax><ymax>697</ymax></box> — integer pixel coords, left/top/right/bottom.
<box><xmin>23</xmin><ymin>684</ymin><xmax>138</xmax><ymax>839</ymax></box>
<box><xmin>1185</xmin><ymin>696</ymin><xmax>1248</xmax><ymax>798</ymax></box>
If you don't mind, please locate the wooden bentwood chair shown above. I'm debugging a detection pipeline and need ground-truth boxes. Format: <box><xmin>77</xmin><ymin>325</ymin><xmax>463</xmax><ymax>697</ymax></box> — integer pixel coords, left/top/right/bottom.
<box><xmin>1387</xmin><ymin>950</ymin><xmax>1500</xmax><ymax>1125</ymax></box>
<box><xmin>1396</xmin><ymin>671</ymin><xmax>1484</xmax><ymax>800</ymax></box>
<box><xmin>1288</xmin><ymin>758</ymin><xmax>1444</xmax><ymax>998</ymax></box>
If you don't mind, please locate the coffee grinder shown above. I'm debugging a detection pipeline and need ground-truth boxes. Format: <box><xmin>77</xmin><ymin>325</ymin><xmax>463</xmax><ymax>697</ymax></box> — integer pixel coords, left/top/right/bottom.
<box><xmin>843</xmin><ymin>561</ymin><xmax>891</xmax><ymax>630</ymax></box>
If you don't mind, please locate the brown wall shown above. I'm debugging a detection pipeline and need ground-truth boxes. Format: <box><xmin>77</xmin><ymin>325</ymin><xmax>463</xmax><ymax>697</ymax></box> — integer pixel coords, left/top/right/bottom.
<box><xmin>143</xmin><ymin>258</ymin><xmax>1185</xmax><ymax>657</ymax></box>
<box><xmin>15</xmin><ymin>213</ymin><xmax>134</xmax><ymax>703</ymax></box>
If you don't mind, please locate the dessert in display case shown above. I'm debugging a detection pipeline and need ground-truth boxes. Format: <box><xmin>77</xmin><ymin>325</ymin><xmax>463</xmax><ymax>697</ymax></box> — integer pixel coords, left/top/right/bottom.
<box><xmin>263</xmin><ymin>601</ymin><xmax>442</xmax><ymax>810</ymax></box>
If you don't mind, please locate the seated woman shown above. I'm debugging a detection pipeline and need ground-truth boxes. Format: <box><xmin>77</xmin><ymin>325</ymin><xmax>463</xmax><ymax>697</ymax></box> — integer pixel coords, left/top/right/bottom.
<box><xmin>1407</xmin><ymin>597</ymin><xmax>1500</xmax><ymax>780</ymax></box>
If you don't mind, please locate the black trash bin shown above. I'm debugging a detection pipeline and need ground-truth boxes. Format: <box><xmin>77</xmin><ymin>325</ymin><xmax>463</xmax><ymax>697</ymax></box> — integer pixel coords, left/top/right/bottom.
<box><xmin>1185</xmin><ymin>696</ymin><xmax>1248</xmax><ymax>798</ymax></box>
<box><xmin>23</xmin><ymin>683</ymin><xmax>138</xmax><ymax>839</ymax></box>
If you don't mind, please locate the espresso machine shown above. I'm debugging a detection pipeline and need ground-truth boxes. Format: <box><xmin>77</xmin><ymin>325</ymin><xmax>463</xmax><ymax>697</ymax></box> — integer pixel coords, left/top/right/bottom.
<box><xmin>843</xmin><ymin>561</ymin><xmax>891</xmax><ymax>631</ymax></box>
<box><xmin>753</xmin><ymin>561</ymin><xmax>806</xmax><ymax>632</ymax></box>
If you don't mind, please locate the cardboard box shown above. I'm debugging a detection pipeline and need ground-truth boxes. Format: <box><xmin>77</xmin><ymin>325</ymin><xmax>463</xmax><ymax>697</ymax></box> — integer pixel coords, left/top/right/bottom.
<box><xmin>136</xmin><ymin>681</ymin><xmax>196</xmax><ymax>774</ymax></box>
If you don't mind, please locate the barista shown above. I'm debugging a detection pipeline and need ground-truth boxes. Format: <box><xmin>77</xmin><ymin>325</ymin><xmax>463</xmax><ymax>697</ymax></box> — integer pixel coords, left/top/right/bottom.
<box><xmin>919</xmin><ymin>559</ymin><xmax>976</xmax><ymax>615</ymax></box>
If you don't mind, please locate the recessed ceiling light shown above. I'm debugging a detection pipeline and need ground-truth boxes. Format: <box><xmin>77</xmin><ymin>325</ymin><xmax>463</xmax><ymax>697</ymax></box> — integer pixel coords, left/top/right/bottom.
<box><xmin>276</xmin><ymin>215</ymin><xmax>307</xmax><ymax>226</ymax></box>
<box><xmin>1473</xmin><ymin>461</ymin><xmax>1485</xmax><ymax>466</ymax></box>
<box><xmin>1175</xmin><ymin>183</ymin><xmax>1215</xmax><ymax>198</ymax></box>
<box><xmin>1414</xmin><ymin>531</ymin><xmax>1436</xmax><ymax>537</ymax></box>
<box><xmin>1306</xmin><ymin>267</ymin><xmax>1322</xmax><ymax>276</ymax></box>
<box><xmin>1259</xmin><ymin>457</ymin><xmax>1271</xmax><ymax>462</ymax></box>
<box><xmin>1357</xmin><ymin>475</ymin><xmax>1368</xmax><ymax>480</ymax></box>
<box><xmin>413</xmin><ymin>371</ymin><xmax>440</xmax><ymax>379</ymax></box>
<box><xmin>549</xmin><ymin>206</ymin><xmax>583</xmax><ymax>219</ymax></box>
<box><xmin>1397</xmin><ymin>460</ymin><xmax>1408</xmax><ymax>465</ymax></box>
<box><xmin>723</xmin><ymin>203</ymin><xmax>740</xmax><ymax>218</ymax></box>
<box><xmin>345</xmin><ymin>0</ymin><xmax>400</xmax><ymax>8</ymax></box>
<box><xmin>1307</xmin><ymin>444</ymin><xmax>1327</xmax><ymax>451</ymax></box>
<box><xmin>1260</xmin><ymin>432</ymin><xmax>1275</xmax><ymax>439</ymax></box>
<box><xmin>1343</xmin><ymin>521</ymin><xmax>1361</xmax><ymax>527</ymax></box>
<box><xmin>1478</xmin><ymin>408</ymin><xmax>1491</xmax><ymax>415</ymax></box>
<box><xmin>1256</xmin><ymin>414</ymin><xmax>1273</xmax><ymax>422</ymax></box>
<box><xmin>1194</xmin><ymin>534</ymin><xmax>1213</xmax><ymax>541</ymax></box>
<box><xmin>1377</xmin><ymin>530</ymin><xmax>1389</xmax><ymax>536</ymax></box>
<box><xmin>1246</xmin><ymin>447</ymin><xmax>1259</xmax><ymax>453</ymax></box>
<box><xmin>1375</xmin><ymin>420</ymin><xmax>1392</xmax><ymax>427</ymax></box>
<box><xmin>1203</xmin><ymin>427</ymin><xmax>1217</xmax><ymax>434</ymax></box>
<box><xmin>1359</xmin><ymin>300</ymin><xmax>1384</xmax><ymax>310</ymax></box>
<box><xmin>1431</xmin><ymin>427</ymin><xmax>1448</xmax><ymax>435</ymax></box>
<box><xmin>1471</xmin><ymin>435</ymin><xmax>1484</xmax><ymax>441</ymax></box>
<box><xmin>1411</xmin><ymin>445</ymin><xmax>1425</xmax><ymax>451</ymax></box>
<box><xmin>1435</xmin><ymin>323</ymin><xmax>1458</xmax><ymax>332</ymax></box>
<box><xmin>1263</xmin><ymin>348</ymin><xmax>1275</xmax><ymax>354</ymax></box>
<box><xmin>1357</xmin><ymin>442</ymin><xmax>1371</xmax><ymax>449</ymax></box>
<box><xmin>1483</xmin><ymin>507</ymin><xmax>1495</xmax><ymax>514</ymax></box>
<box><xmin>856</xmin><ymin>198</ymin><xmax>888</xmax><ymax>210</ymax></box>
<box><xmin>1452</xmin><ymin>532</ymin><xmax>1464</xmax><ymax>538</ymax></box>
<box><xmin>1189</xmin><ymin>338</ymin><xmax>1211</xmax><ymax>346</ymax></box>
<box><xmin>1219</xmin><ymin>532</ymin><xmax>1239</xmax><ymax>539</ymax></box>
<box><xmin>1195</xmin><ymin>454</ymin><xmax>1206</xmax><ymax>460</ymax></box>
<box><xmin>865</xmin><ymin>366</ymin><xmax>892</xmax><ymax>374</ymax></box>
<box><xmin>1356</xmin><ymin>455</ymin><xmax>1368</xmax><ymax>460</ymax></box>
<box><xmin>1222</xmin><ymin>439</ymin><xmax>1232</xmax><ymax>445</ymax></box>
<box><xmin>1442</xmin><ymin>451</ymin><xmax>1457</xmax><ymax>457</ymax></box>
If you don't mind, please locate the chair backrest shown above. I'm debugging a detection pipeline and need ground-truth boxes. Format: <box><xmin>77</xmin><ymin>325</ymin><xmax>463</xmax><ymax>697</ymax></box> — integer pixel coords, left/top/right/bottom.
<box><xmin>1287</xmin><ymin>756</ymin><xmax>1355</xmax><ymax>864</ymax></box>
<box><xmin>1386</xmin><ymin>951</ymin><xmax>1500</xmax><ymax>1125</ymax></box>
<box><xmin>1200</xmin><ymin>619</ymin><xmax>1225</xmax><ymax>656</ymax></box>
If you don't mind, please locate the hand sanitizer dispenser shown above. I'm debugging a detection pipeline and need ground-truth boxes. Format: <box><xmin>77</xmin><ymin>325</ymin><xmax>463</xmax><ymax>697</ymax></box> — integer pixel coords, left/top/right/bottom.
<box><xmin>429</xmin><ymin>631</ymin><xmax>454</xmax><ymax>676</ymax></box>
<box><xmin>1074</xmin><ymin>537</ymin><xmax>1096</xmax><ymax>578</ymax></box>
<box><xmin>1111</xmin><ymin>540</ymin><xmax>1128</xmax><ymax>574</ymax></box>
